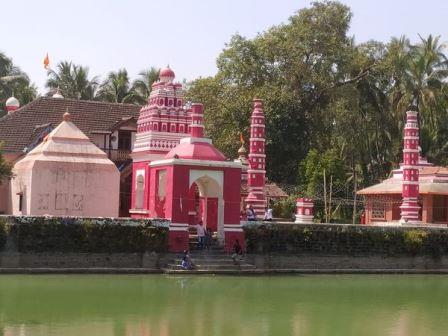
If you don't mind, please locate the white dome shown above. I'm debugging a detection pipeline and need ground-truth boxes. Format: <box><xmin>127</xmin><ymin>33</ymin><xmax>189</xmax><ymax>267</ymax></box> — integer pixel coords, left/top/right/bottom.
<box><xmin>6</xmin><ymin>96</ymin><xmax>19</xmax><ymax>107</ymax></box>
<box><xmin>52</xmin><ymin>91</ymin><xmax>64</xmax><ymax>99</ymax></box>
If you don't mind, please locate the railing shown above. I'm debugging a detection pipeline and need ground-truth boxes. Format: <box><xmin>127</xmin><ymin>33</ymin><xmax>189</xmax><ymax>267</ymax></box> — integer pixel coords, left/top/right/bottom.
<box><xmin>106</xmin><ymin>149</ymin><xmax>132</xmax><ymax>162</ymax></box>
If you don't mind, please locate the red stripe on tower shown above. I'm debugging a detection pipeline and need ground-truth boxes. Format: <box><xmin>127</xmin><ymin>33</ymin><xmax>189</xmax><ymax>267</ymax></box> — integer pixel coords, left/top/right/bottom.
<box><xmin>400</xmin><ymin>108</ymin><xmax>420</xmax><ymax>223</ymax></box>
<box><xmin>245</xmin><ymin>98</ymin><xmax>267</xmax><ymax>218</ymax></box>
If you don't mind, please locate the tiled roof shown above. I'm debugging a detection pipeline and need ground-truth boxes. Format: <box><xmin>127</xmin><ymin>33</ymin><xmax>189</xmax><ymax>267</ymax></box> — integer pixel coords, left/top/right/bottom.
<box><xmin>0</xmin><ymin>97</ymin><xmax>140</xmax><ymax>152</ymax></box>
<box><xmin>358</xmin><ymin>165</ymin><xmax>448</xmax><ymax>195</ymax></box>
<box><xmin>240</xmin><ymin>182</ymin><xmax>288</xmax><ymax>198</ymax></box>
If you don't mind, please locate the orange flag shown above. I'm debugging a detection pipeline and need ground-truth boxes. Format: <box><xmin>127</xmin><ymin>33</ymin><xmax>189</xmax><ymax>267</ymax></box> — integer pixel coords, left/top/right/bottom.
<box><xmin>240</xmin><ymin>133</ymin><xmax>245</xmax><ymax>145</ymax></box>
<box><xmin>43</xmin><ymin>53</ymin><xmax>50</xmax><ymax>70</ymax></box>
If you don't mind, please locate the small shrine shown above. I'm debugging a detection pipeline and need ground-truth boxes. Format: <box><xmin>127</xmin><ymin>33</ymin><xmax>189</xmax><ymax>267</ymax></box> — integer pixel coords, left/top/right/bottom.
<box><xmin>145</xmin><ymin>103</ymin><xmax>244</xmax><ymax>252</ymax></box>
<box><xmin>10</xmin><ymin>112</ymin><xmax>120</xmax><ymax>217</ymax></box>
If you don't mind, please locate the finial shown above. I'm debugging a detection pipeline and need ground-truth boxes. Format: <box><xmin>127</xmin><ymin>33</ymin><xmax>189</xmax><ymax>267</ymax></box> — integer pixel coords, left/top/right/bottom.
<box><xmin>63</xmin><ymin>108</ymin><xmax>71</xmax><ymax>122</ymax></box>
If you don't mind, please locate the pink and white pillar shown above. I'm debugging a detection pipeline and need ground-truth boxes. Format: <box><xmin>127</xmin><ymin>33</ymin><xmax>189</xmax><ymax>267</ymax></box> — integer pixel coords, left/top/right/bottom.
<box><xmin>400</xmin><ymin>109</ymin><xmax>420</xmax><ymax>223</ymax></box>
<box><xmin>295</xmin><ymin>198</ymin><xmax>314</xmax><ymax>224</ymax></box>
<box><xmin>245</xmin><ymin>98</ymin><xmax>267</xmax><ymax>218</ymax></box>
<box><xmin>190</xmin><ymin>103</ymin><xmax>204</xmax><ymax>138</ymax></box>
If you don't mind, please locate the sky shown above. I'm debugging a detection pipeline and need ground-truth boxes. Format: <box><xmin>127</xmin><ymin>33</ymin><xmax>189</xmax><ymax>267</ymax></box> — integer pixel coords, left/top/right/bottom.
<box><xmin>1</xmin><ymin>0</ymin><xmax>447</xmax><ymax>95</ymax></box>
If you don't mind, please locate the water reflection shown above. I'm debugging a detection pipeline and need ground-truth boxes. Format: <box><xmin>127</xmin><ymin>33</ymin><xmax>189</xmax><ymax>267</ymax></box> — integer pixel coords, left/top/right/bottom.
<box><xmin>0</xmin><ymin>275</ymin><xmax>447</xmax><ymax>335</ymax></box>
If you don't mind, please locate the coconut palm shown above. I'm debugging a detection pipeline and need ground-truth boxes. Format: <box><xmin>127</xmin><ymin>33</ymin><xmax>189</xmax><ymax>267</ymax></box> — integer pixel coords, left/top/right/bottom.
<box><xmin>391</xmin><ymin>35</ymin><xmax>448</xmax><ymax>119</ymax></box>
<box><xmin>46</xmin><ymin>61</ymin><xmax>99</xmax><ymax>100</ymax></box>
<box><xmin>0</xmin><ymin>52</ymin><xmax>37</xmax><ymax>116</ymax></box>
<box><xmin>96</xmin><ymin>69</ymin><xmax>141</xmax><ymax>104</ymax></box>
<box><xmin>132</xmin><ymin>67</ymin><xmax>160</xmax><ymax>102</ymax></box>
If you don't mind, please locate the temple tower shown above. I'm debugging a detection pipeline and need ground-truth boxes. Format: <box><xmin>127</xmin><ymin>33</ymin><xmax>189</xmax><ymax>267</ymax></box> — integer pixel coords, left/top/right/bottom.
<box><xmin>245</xmin><ymin>98</ymin><xmax>266</xmax><ymax>217</ymax></box>
<box><xmin>400</xmin><ymin>108</ymin><xmax>420</xmax><ymax>223</ymax></box>
<box><xmin>130</xmin><ymin>66</ymin><xmax>192</xmax><ymax>217</ymax></box>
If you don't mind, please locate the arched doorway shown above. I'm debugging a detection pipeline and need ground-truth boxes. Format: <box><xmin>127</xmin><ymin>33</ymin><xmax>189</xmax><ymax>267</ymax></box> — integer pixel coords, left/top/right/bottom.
<box><xmin>189</xmin><ymin>173</ymin><xmax>224</xmax><ymax>243</ymax></box>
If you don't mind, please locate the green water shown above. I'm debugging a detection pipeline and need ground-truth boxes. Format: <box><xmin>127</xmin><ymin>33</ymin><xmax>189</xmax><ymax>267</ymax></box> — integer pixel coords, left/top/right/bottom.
<box><xmin>0</xmin><ymin>275</ymin><xmax>447</xmax><ymax>336</ymax></box>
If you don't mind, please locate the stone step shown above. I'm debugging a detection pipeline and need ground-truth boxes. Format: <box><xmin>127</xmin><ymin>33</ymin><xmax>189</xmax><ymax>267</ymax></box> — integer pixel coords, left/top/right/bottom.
<box><xmin>166</xmin><ymin>262</ymin><xmax>256</xmax><ymax>269</ymax></box>
<box><xmin>172</xmin><ymin>258</ymin><xmax>238</xmax><ymax>263</ymax></box>
<box><xmin>163</xmin><ymin>269</ymin><xmax>264</xmax><ymax>275</ymax></box>
<box><xmin>165</xmin><ymin>264</ymin><xmax>257</xmax><ymax>271</ymax></box>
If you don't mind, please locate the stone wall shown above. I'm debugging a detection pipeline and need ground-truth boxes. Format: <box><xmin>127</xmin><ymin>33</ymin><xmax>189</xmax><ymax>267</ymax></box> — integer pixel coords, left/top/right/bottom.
<box><xmin>245</xmin><ymin>254</ymin><xmax>448</xmax><ymax>271</ymax></box>
<box><xmin>0</xmin><ymin>252</ymin><xmax>173</xmax><ymax>269</ymax></box>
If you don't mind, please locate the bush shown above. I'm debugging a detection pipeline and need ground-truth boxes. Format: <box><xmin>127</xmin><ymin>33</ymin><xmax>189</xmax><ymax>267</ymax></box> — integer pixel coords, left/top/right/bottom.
<box><xmin>272</xmin><ymin>195</ymin><xmax>297</xmax><ymax>219</ymax></box>
<box><xmin>6</xmin><ymin>217</ymin><xmax>168</xmax><ymax>253</ymax></box>
<box><xmin>403</xmin><ymin>230</ymin><xmax>428</xmax><ymax>255</ymax></box>
<box><xmin>0</xmin><ymin>217</ymin><xmax>7</xmax><ymax>250</ymax></box>
<box><xmin>243</xmin><ymin>223</ymin><xmax>448</xmax><ymax>257</ymax></box>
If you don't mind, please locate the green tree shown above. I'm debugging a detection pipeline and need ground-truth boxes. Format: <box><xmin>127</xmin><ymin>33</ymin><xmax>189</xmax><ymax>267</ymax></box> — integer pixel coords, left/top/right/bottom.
<box><xmin>0</xmin><ymin>142</ymin><xmax>12</xmax><ymax>184</ymax></box>
<box><xmin>96</xmin><ymin>69</ymin><xmax>141</xmax><ymax>104</ymax></box>
<box><xmin>188</xmin><ymin>1</ymin><xmax>357</xmax><ymax>183</ymax></box>
<box><xmin>46</xmin><ymin>61</ymin><xmax>98</xmax><ymax>100</ymax></box>
<box><xmin>132</xmin><ymin>67</ymin><xmax>160</xmax><ymax>102</ymax></box>
<box><xmin>0</xmin><ymin>51</ymin><xmax>37</xmax><ymax>115</ymax></box>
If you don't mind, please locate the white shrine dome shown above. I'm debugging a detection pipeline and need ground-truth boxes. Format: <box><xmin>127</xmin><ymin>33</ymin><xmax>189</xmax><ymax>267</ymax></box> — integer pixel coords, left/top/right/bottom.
<box><xmin>52</xmin><ymin>89</ymin><xmax>64</xmax><ymax>99</ymax></box>
<box><xmin>5</xmin><ymin>96</ymin><xmax>20</xmax><ymax>110</ymax></box>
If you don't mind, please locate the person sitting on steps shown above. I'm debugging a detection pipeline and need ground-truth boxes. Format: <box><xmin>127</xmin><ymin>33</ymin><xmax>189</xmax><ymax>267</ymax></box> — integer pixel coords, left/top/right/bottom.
<box><xmin>181</xmin><ymin>250</ymin><xmax>195</xmax><ymax>270</ymax></box>
<box><xmin>231</xmin><ymin>239</ymin><xmax>243</xmax><ymax>265</ymax></box>
<box><xmin>246</xmin><ymin>205</ymin><xmax>256</xmax><ymax>221</ymax></box>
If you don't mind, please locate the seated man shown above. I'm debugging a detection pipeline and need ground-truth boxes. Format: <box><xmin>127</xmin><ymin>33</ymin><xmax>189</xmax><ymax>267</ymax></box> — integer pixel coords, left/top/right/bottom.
<box><xmin>231</xmin><ymin>239</ymin><xmax>243</xmax><ymax>264</ymax></box>
<box><xmin>246</xmin><ymin>205</ymin><xmax>257</xmax><ymax>221</ymax></box>
<box><xmin>181</xmin><ymin>250</ymin><xmax>195</xmax><ymax>270</ymax></box>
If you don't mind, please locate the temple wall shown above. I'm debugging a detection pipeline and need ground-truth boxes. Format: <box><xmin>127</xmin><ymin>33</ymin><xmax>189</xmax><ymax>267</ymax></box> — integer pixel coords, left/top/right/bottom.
<box><xmin>12</xmin><ymin>161</ymin><xmax>119</xmax><ymax>217</ymax></box>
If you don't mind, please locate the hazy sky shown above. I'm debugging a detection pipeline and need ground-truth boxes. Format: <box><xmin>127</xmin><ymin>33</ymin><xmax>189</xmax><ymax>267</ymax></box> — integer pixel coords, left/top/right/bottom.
<box><xmin>2</xmin><ymin>0</ymin><xmax>447</xmax><ymax>94</ymax></box>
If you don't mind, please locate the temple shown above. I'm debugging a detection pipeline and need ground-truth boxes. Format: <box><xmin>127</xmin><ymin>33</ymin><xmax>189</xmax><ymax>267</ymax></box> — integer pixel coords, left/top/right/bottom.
<box><xmin>358</xmin><ymin>107</ymin><xmax>448</xmax><ymax>225</ymax></box>
<box><xmin>128</xmin><ymin>67</ymin><xmax>280</xmax><ymax>250</ymax></box>
<box><xmin>10</xmin><ymin>112</ymin><xmax>120</xmax><ymax>217</ymax></box>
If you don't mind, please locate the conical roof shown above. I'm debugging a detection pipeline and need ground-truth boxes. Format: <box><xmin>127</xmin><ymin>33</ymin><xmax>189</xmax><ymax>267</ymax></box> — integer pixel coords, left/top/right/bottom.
<box><xmin>21</xmin><ymin>113</ymin><xmax>113</xmax><ymax>165</ymax></box>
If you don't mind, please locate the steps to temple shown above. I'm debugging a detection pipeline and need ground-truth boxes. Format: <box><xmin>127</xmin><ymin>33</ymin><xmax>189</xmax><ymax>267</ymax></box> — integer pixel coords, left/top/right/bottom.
<box><xmin>163</xmin><ymin>250</ymin><xmax>257</xmax><ymax>274</ymax></box>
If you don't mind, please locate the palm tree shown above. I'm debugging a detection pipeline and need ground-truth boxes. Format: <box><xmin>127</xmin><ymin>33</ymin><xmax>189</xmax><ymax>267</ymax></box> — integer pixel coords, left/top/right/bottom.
<box><xmin>96</xmin><ymin>69</ymin><xmax>141</xmax><ymax>104</ymax></box>
<box><xmin>46</xmin><ymin>61</ymin><xmax>99</xmax><ymax>100</ymax></box>
<box><xmin>132</xmin><ymin>67</ymin><xmax>160</xmax><ymax>102</ymax></box>
<box><xmin>391</xmin><ymin>35</ymin><xmax>448</xmax><ymax>118</ymax></box>
<box><xmin>0</xmin><ymin>51</ymin><xmax>37</xmax><ymax>114</ymax></box>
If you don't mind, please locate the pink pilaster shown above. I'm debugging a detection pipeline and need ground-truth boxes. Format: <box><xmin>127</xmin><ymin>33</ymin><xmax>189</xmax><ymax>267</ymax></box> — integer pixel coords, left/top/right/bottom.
<box><xmin>400</xmin><ymin>109</ymin><xmax>420</xmax><ymax>223</ymax></box>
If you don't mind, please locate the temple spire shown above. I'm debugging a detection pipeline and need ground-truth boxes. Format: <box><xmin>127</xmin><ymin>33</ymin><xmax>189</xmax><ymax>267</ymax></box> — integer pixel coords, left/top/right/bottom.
<box><xmin>245</xmin><ymin>98</ymin><xmax>267</xmax><ymax>217</ymax></box>
<box><xmin>400</xmin><ymin>108</ymin><xmax>420</xmax><ymax>223</ymax></box>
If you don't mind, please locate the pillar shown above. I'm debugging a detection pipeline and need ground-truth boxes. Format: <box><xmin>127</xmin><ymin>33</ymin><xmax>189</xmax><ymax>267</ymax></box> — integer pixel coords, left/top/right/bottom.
<box><xmin>400</xmin><ymin>108</ymin><xmax>420</xmax><ymax>223</ymax></box>
<box><xmin>245</xmin><ymin>98</ymin><xmax>267</xmax><ymax>218</ymax></box>
<box><xmin>295</xmin><ymin>198</ymin><xmax>314</xmax><ymax>224</ymax></box>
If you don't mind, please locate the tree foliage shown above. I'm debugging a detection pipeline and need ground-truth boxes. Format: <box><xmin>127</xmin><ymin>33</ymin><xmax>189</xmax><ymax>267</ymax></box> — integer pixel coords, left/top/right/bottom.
<box><xmin>46</xmin><ymin>61</ymin><xmax>98</xmax><ymax>100</ymax></box>
<box><xmin>0</xmin><ymin>51</ymin><xmax>36</xmax><ymax>116</ymax></box>
<box><xmin>187</xmin><ymin>1</ymin><xmax>448</xmax><ymax>197</ymax></box>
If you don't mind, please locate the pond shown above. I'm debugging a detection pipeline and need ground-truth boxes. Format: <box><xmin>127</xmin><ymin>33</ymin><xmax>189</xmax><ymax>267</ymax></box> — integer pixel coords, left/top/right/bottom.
<box><xmin>0</xmin><ymin>274</ymin><xmax>447</xmax><ymax>335</ymax></box>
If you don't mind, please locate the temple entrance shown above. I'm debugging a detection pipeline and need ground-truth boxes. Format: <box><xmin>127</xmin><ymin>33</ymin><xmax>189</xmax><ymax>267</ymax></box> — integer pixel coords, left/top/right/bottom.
<box><xmin>188</xmin><ymin>172</ymin><xmax>224</xmax><ymax>243</ymax></box>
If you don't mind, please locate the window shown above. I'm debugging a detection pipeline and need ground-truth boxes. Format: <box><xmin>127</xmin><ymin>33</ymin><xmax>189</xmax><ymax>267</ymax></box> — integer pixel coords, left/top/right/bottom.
<box><xmin>371</xmin><ymin>198</ymin><xmax>386</xmax><ymax>220</ymax></box>
<box><xmin>433</xmin><ymin>196</ymin><xmax>447</xmax><ymax>222</ymax></box>
<box><xmin>135</xmin><ymin>174</ymin><xmax>145</xmax><ymax>209</ymax></box>
<box><xmin>118</xmin><ymin>130</ymin><xmax>132</xmax><ymax>150</ymax></box>
<box><xmin>18</xmin><ymin>193</ymin><xmax>23</xmax><ymax>212</ymax></box>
